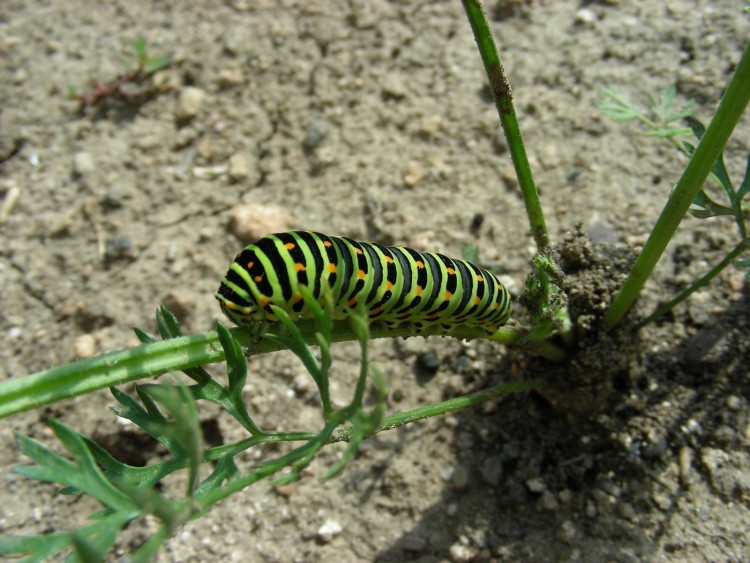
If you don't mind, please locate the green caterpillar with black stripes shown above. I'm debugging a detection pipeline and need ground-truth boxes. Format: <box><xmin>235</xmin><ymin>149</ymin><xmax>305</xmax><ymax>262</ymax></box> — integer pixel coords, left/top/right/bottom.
<box><xmin>216</xmin><ymin>231</ymin><xmax>512</xmax><ymax>333</ymax></box>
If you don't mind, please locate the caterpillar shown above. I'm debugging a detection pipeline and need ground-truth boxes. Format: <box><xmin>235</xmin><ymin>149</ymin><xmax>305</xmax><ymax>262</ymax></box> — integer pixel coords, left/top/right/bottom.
<box><xmin>216</xmin><ymin>231</ymin><xmax>511</xmax><ymax>333</ymax></box>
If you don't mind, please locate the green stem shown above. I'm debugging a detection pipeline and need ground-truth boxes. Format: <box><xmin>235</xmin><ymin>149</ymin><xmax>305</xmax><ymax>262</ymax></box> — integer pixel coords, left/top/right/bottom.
<box><xmin>490</xmin><ymin>324</ymin><xmax>568</xmax><ymax>360</ymax></box>
<box><xmin>605</xmin><ymin>40</ymin><xmax>750</xmax><ymax>327</ymax></box>
<box><xmin>0</xmin><ymin>332</ymin><xmax>224</xmax><ymax>419</ymax></box>
<box><xmin>0</xmin><ymin>321</ymin><xmax>565</xmax><ymax>419</ymax></box>
<box><xmin>194</xmin><ymin>418</ymin><xmax>342</xmax><ymax>508</ymax></box>
<box><xmin>333</xmin><ymin>379</ymin><xmax>539</xmax><ymax>441</ymax></box>
<box><xmin>461</xmin><ymin>0</ymin><xmax>549</xmax><ymax>251</ymax></box>
<box><xmin>638</xmin><ymin>237</ymin><xmax>749</xmax><ymax>327</ymax></box>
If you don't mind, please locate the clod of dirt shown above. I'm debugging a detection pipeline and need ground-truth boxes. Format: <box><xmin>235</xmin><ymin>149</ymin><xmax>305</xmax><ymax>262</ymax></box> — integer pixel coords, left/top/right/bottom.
<box><xmin>525</xmin><ymin>226</ymin><xmax>640</xmax><ymax>417</ymax></box>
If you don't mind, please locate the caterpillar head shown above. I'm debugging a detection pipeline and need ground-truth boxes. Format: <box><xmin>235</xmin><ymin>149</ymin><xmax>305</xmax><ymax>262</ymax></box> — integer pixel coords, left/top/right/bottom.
<box><xmin>214</xmin><ymin>290</ymin><xmax>256</xmax><ymax>326</ymax></box>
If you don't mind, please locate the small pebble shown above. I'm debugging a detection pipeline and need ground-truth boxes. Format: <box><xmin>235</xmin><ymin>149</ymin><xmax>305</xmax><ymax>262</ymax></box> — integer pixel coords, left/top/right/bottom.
<box><xmin>445</xmin><ymin>502</ymin><xmax>458</xmax><ymax>517</ymax></box>
<box><xmin>217</xmin><ymin>67</ymin><xmax>246</xmax><ymax>87</ymax></box>
<box><xmin>196</xmin><ymin>137</ymin><xmax>214</xmax><ymax>160</ymax></box>
<box><xmin>682</xmin><ymin>418</ymin><xmax>703</xmax><ymax>435</ymax></box>
<box><xmin>443</xmin><ymin>415</ymin><xmax>459</xmax><ymax>429</ymax></box>
<box><xmin>101</xmin><ymin>185</ymin><xmax>127</xmax><ymax>209</ymax></box>
<box><xmin>45</xmin><ymin>40</ymin><xmax>62</xmax><ymax>53</ymax></box>
<box><xmin>105</xmin><ymin>237</ymin><xmax>134</xmax><ymax>261</ymax></box>
<box><xmin>381</xmin><ymin>73</ymin><xmax>408</xmax><ymax>99</ymax></box>
<box><xmin>193</xmin><ymin>165</ymin><xmax>227</xmax><ymax>180</ymax></box>
<box><xmin>451</xmin><ymin>355</ymin><xmax>471</xmax><ymax>373</ymax></box>
<box><xmin>652</xmin><ymin>491</ymin><xmax>672</xmax><ymax>511</ymax></box>
<box><xmin>728</xmin><ymin>271</ymin><xmax>746</xmax><ymax>292</ymax></box>
<box><xmin>74</xmin><ymin>334</ymin><xmax>96</xmax><ymax>358</ymax></box>
<box><xmin>575</xmin><ymin>7</ymin><xmax>597</xmax><ymax>24</ymax></box>
<box><xmin>152</xmin><ymin>69</ymin><xmax>179</xmax><ymax>92</ymax></box>
<box><xmin>175</xmin><ymin>86</ymin><xmax>206</xmax><ymax>121</ymax></box>
<box><xmin>274</xmin><ymin>484</ymin><xmax>294</xmax><ymax>497</ymax></box>
<box><xmin>291</xmin><ymin>373</ymin><xmax>312</xmax><ymax>394</ymax></box>
<box><xmin>316</xmin><ymin>519</ymin><xmax>342</xmax><ymax>543</ymax></box>
<box><xmin>415</xmin><ymin>351</ymin><xmax>440</xmax><ymax>375</ymax></box>
<box><xmin>525</xmin><ymin>477</ymin><xmax>546</xmax><ymax>493</ymax></box>
<box><xmin>726</xmin><ymin>395</ymin><xmax>742</xmax><ymax>411</ymax></box>
<box><xmin>448</xmin><ymin>543</ymin><xmax>474</xmax><ymax>562</ymax></box>
<box><xmin>403</xmin><ymin>160</ymin><xmax>423</xmax><ymax>187</ymax></box>
<box><xmin>418</xmin><ymin>115</ymin><xmax>442</xmax><ymax>137</ymax></box>
<box><xmin>72</xmin><ymin>151</ymin><xmax>95</xmax><ymax>178</ymax></box>
<box><xmin>617</xmin><ymin>501</ymin><xmax>637</xmax><ymax>522</ymax></box>
<box><xmin>0</xmin><ymin>183</ymin><xmax>20</xmax><ymax>223</ymax></box>
<box><xmin>228</xmin><ymin>203</ymin><xmax>292</xmax><ymax>243</ymax></box>
<box><xmin>228</xmin><ymin>152</ymin><xmax>249</xmax><ymax>182</ymax></box>
<box><xmin>303</xmin><ymin>119</ymin><xmax>328</xmax><ymax>150</ymax></box>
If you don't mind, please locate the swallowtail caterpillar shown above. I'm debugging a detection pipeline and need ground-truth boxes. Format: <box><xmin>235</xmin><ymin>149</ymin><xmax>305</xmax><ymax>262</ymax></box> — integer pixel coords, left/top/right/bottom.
<box><xmin>216</xmin><ymin>231</ymin><xmax>512</xmax><ymax>332</ymax></box>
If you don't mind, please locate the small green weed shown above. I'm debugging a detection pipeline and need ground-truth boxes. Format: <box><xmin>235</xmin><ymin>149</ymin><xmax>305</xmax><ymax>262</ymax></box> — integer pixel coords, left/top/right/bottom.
<box><xmin>69</xmin><ymin>35</ymin><xmax>171</xmax><ymax>109</ymax></box>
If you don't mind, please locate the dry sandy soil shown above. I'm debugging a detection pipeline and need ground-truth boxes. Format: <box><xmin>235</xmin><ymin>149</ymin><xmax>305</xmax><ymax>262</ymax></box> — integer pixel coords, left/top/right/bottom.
<box><xmin>1</xmin><ymin>1</ymin><xmax>749</xmax><ymax>561</ymax></box>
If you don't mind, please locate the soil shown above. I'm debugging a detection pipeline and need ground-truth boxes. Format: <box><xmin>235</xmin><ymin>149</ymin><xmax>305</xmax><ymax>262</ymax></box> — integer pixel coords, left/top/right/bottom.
<box><xmin>1</xmin><ymin>1</ymin><xmax>749</xmax><ymax>561</ymax></box>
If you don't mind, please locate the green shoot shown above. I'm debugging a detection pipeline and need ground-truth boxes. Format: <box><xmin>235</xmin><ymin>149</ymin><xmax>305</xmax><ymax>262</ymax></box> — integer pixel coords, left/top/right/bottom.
<box><xmin>132</xmin><ymin>35</ymin><xmax>172</xmax><ymax>74</ymax></box>
<box><xmin>598</xmin><ymin>86</ymin><xmax>696</xmax><ymax>150</ymax></box>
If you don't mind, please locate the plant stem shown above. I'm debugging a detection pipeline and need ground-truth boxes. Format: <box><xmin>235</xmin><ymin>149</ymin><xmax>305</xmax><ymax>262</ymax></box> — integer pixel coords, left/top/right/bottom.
<box><xmin>638</xmin><ymin>237</ymin><xmax>749</xmax><ymax>327</ymax></box>
<box><xmin>461</xmin><ymin>0</ymin><xmax>549</xmax><ymax>251</ymax></box>
<box><xmin>604</xmin><ymin>40</ymin><xmax>750</xmax><ymax>327</ymax></box>
<box><xmin>333</xmin><ymin>379</ymin><xmax>539</xmax><ymax>442</ymax></box>
<box><xmin>488</xmin><ymin>325</ymin><xmax>568</xmax><ymax>360</ymax></box>
<box><xmin>0</xmin><ymin>322</ymin><xmax>565</xmax><ymax>419</ymax></box>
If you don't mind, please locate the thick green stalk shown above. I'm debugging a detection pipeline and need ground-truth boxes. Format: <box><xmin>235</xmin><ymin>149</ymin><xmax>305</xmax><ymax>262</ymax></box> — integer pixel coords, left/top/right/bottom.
<box><xmin>461</xmin><ymin>0</ymin><xmax>549</xmax><ymax>251</ymax></box>
<box><xmin>0</xmin><ymin>322</ymin><xmax>565</xmax><ymax>419</ymax></box>
<box><xmin>605</xmin><ymin>41</ymin><xmax>750</xmax><ymax>327</ymax></box>
<box><xmin>0</xmin><ymin>332</ymin><xmax>224</xmax><ymax>419</ymax></box>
